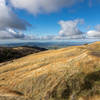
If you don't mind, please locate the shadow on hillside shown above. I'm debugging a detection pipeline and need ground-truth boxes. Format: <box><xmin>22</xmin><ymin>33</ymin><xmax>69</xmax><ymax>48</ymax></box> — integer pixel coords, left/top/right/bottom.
<box><xmin>50</xmin><ymin>71</ymin><xmax>100</xmax><ymax>100</ymax></box>
<box><xmin>0</xmin><ymin>46</ymin><xmax>47</xmax><ymax>63</ymax></box>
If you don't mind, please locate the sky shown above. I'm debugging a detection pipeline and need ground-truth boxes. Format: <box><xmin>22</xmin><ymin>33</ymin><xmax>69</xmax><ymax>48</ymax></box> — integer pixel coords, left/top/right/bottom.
<box><xmin>0</xmin><ymin>0</ymin><xmax>100</xmax><ymax>41</ymax></box>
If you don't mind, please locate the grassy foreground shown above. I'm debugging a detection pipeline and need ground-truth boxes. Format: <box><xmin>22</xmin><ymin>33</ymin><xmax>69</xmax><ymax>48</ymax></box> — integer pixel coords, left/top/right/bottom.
<box><xmin>0</xmin><ymin>42</ymin><xmax>100</xmax><ymax>100</ymax></box>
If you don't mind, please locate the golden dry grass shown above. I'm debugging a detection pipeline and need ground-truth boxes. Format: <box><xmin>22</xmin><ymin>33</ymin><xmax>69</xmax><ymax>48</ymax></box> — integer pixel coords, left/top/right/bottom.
<box><xmin>0</xmin><ymin>42</ymin><xmax>100</xmax><ymax>100</ymax></box>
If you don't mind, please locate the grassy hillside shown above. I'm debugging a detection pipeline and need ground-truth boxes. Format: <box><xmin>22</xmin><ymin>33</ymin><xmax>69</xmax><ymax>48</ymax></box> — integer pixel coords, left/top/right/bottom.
<box><xmin>0</xmin><ymin>42</ymin><xmax>100</xmax><ymax>100</ymax></box>
<box><xmin>0</xmin><ymin>46</ymin><xmax>47</xmax><ymax>63</ymax></box>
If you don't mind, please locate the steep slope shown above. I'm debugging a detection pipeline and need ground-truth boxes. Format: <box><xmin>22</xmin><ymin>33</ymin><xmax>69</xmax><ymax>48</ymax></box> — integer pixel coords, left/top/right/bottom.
<box><xmin>0</xmin><ymin>46</ymin><xmax>47</xmax><ymax>63</ymax></box>
<box><xmin>0</xmin><ymin>42</ymin><xmax>100</xmax><ymax>100</ymax></box>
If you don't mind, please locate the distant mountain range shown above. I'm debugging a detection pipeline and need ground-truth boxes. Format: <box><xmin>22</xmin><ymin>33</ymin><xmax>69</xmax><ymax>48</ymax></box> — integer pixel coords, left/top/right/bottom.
<box><xmin>0</xmin><ymin>41</ymin><xmax>92</xmax><ymax>49</ymax></box>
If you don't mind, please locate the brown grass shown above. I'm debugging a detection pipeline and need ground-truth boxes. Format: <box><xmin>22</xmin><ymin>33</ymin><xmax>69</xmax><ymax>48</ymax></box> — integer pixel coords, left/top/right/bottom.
<box><xmin>0</xmin><ymin>42</ymin><xmax>100</xmax><ymax>100</ymax></box>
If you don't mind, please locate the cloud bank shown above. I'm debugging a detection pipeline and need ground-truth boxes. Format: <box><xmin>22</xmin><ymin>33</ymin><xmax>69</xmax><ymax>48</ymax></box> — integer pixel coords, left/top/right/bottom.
<box><xmin>0</xmin><ymin>0</ymin><xmax>100</xmax><ymax>40</ymax></box>
<box><xmin>0</xmin><ymin>0</ymin><xmax>30</xmax><ymax>30</ymax></box>
<box><xmin>0</xmin><ymin>0</ymin><xmax>84</xmax><ymax>39</ymax></box>
<box><xmin>9</xmin><ymin>0</ymin><xmax>83</xmax><ymax>15</ymax></box>
<box><xmin>0</xmin><ymin>0</ymin><xmax>31</xmax><ymax>39</ymax></box>
<box><xmin>0</xmin><ymin>29</ymin><xmax>26</xmax><ymax>39</ymax></box>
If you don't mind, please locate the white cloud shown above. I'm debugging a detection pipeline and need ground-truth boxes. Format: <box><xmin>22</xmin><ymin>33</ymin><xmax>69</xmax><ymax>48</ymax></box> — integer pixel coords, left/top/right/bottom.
<box><xmin>0</xmin><ymin>29</ymin><xmax>26</xmax><ymax>39</ymax></box>
<box><xmin>54</xmin><ymin>35</ymin><xmax>85</xmax><ymax>40</ymax></box>
<box><xmin>87</xmin><ymin>30</ymin><xmax>100</xmax><ymax>38</ymax></box>
<box><xmin>8</xmin><ymin>29</ymin><xmax>26</xmax><ymax>38</ymax></box>
<box><xmin>0</xmin><ymin>0</ymin><xmax>30</xmax><ymax>30</ymax></box>
<box><xmin>0</xmin><ymin>30</ymin><xmax>14</xmax><ymax>39</ymax></box>
<box><xmin>36</xmin><ymin>19</ymin><xmax>85</xmax><ymax>40</ymax></box>
<box><xmin>9</xmin><ymin>0</ymin><xmax>83</xmax><ymax>15</ymax></box>
<box><xmin>58</xmin><ymin>19</ymin><xmax>84</xmax><ymax>38</ymax></box>
<box><xmin>87</xmin><ymin>24</ymin><xmax>100</xmax><ymax>38</ymax></box>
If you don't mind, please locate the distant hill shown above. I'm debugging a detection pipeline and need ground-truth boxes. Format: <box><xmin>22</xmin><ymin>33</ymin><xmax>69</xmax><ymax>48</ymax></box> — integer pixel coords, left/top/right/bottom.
<box><xmin>0</xmin><ymin>42</ymin><xmax>100</xmax><ymax>100</ymax></box>
<box><xmin>0</xmin><ymin>41</ymin><xmax>92</xmax><ymax>49</ymax></box>
<box><xmin>0</xmin><ymin>46</ymin><xmax>47</xmax><ymax>63</ymax></box>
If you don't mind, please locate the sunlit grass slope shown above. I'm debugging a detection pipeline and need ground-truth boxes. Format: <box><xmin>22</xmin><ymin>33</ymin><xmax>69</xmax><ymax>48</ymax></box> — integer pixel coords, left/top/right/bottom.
<box><xmin>0</xmin><ymin>42</ymin><xmax>100</xmax><ymax>100</ymax></box>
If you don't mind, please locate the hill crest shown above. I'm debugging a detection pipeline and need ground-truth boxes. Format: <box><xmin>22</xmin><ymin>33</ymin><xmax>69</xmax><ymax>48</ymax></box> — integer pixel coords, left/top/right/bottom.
<box><xmin>0</xmin><ymin>42</ymin><xmax>100</xmax><ymax>100</ymax></box>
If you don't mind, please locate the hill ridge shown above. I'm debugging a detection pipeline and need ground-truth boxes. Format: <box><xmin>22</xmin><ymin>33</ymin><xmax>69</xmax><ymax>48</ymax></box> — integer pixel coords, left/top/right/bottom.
<box><xmin>0</xmin><ymin>42</ymin><xmax>100</xmax><ymax>100</ymax></box>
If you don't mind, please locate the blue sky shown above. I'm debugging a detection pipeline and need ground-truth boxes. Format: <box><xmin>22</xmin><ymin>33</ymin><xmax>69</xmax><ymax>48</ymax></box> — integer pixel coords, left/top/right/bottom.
<box><xmin>15</xmin><ymin>1</ymin><xmax>99</xmax><ymax>35</ymax></box>
<box><xmin>0</xmin><ymin>0</ymin><xmax>100</xmax><ymax>41</ymax></box>
<box><xmin>14</xmin><ymin>0</ymin><xmax>100</xmax><ymax>35</ymax></box>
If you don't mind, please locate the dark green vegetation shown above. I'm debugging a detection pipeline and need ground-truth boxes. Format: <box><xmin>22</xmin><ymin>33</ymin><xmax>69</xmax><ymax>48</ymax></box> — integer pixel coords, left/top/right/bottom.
<box><xmin>0</xmin><ymin>46</ymin><xmax>47</xmax><ymax>63</ymax></box>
